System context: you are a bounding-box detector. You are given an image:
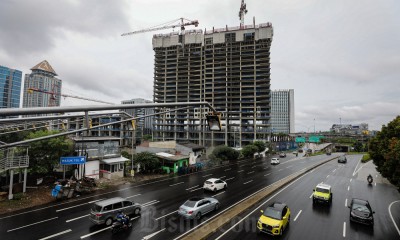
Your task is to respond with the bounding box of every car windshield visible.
[316,187,329,193]
[205,181,213,184]
[91,204,102,212]
[339,156,345,160]
[183,200,197,208]
[352,203,370,213]
[264,207,282,220]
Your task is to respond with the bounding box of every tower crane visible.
[121,17,199,36]
[239,0,248,26]
[28,88,115,105]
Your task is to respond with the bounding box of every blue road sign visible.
[60,156,86,165]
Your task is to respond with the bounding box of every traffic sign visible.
[60,156,86,165]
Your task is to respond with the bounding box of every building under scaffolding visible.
[152,22,273,147]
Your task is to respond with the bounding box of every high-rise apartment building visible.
[152,22,273,147]
[270,89,295,134]
[0,66,22,114]
[23,60,61,110]
[121,98,154,137]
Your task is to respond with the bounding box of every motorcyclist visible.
[116,211,129,227]
[367,174,373,183]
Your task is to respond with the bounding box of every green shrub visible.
[361,153,371,163]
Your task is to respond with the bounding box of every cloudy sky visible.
[1,0,399,132]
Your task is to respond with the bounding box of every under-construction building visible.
[152,22,273,147]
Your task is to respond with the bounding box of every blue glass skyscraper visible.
[0,65,22,110]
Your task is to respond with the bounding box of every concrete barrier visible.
[180,156,337,240]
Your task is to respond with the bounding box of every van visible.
[89,197,141,226]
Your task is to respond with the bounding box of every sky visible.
[1,0,399,132]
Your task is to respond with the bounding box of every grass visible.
[361,153,371,163]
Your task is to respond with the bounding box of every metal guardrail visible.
[0,155,29,170]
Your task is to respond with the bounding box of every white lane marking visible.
[7,217,58,232]
[212,191,226,197]
[251,166,257,168]
[300,161,305,163]
[350,179,352,182]
[264,173,271,177]
[310,169,315,173]
[247,171,255,174]
[243,180,253,185]
[212,167,310,240]
[169,182,184,187]
[126,194,141,199]
[278,169,283,172]
[186,185,199,190]
[219,176,226,179]
[333,169,337,173]
[142,200,160,207]
[80,226,111,239]
[238,170,244,173]
[309,193,314,199]
[352,158,363,176]
[56,199,104,212]
[39,229,72,240]
[190,187,204,192]
[224,168,231,171]
[203,174,213,178]
[343,222,346,237]
[294,210,302,222]
[345,198,348,207]
[326,175,330,178]
[66,214,89,223]
[239,164,245,167]
[155,211,177,221]
[286,165,293,168]
[263,167,269,170]
[376,174,378,178]
[143,228,166,240]
[388,200,400,237]
[225,177,235,181]
[375,182,377,186]
[348,186,350,191]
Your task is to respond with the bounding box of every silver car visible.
[89,197,141,226]
[178,197,220,220]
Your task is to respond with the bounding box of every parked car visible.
[203,178,227,192]
[271,158,280,165]
[257,202,291,236]
[89,197,141,226]
[326,151,332,155]
[279,152,286,158]
[348,198,375,226]
[312,183,332,205]
[338,155,347,163]
[178,197,220,220]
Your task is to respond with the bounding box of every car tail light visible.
[188,211,193,215]
[95,213,102,217]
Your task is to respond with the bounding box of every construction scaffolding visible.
[152,22,273,147]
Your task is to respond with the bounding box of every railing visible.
[0,155,29,170]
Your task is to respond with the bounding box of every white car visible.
[203,178,227,192]
[271,158,280,165]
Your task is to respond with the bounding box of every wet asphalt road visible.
[0,153,399,240]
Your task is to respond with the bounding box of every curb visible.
[180,156,338,240]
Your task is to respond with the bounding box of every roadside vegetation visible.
[368,116,400,190]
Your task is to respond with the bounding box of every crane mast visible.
[121,18,199,36]
[239,0,248,26]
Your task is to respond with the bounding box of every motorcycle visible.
[111,216,132,234]
[367,175,373,185]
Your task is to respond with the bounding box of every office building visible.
[22,60,62,110]
[121,98,154,136]
[152,22,273,147]
[0,66,22,114]
[270,89,295,134]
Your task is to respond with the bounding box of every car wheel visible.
[288,215,290,225]
[134,208,141,215]
[214,203,220,211]
[196,212,201,220]
[105,217,113,226]
[214,188,217,192]
[223,184,227,190]
[280,227,283,236]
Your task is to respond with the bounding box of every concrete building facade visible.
[121,98,154,138]
[152,22,273,147]
[22,60,62,110]
[0,65,22,113]
[270,89,295,134]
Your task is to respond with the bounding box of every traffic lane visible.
[206,159,340,240]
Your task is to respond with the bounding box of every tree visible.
[209,145,239,162]
[143,134,152,141]
[26,130,74,174]
[369,116,400,190]
[241,144,258,159]
[253,141,266,155]
[353,141,363,152]
[133,152,160,172]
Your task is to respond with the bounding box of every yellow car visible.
[257,202,290,236]
[312,183,332,205]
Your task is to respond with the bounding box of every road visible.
[0,152,325,240]
[208,155,400,240]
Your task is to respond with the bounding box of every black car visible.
[279,152,286,158]
[338,155,347,163]
[348,198,374,225]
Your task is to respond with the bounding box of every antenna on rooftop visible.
[239,0,248,27]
